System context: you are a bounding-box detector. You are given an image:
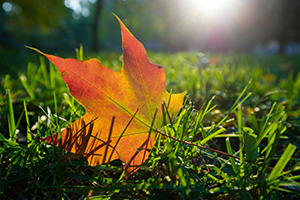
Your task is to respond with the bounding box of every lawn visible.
[1,48,300,199]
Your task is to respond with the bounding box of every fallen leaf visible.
[30,15,186,177]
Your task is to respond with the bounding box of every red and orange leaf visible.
[30,16,185,176]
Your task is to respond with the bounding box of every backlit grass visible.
[1,48,299,199]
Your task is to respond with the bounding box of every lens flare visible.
[197,0,239,21]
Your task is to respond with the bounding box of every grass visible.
[0,47,300,199]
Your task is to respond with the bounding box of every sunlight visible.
[176,0,247,51]
[198,0,239,21]
[179,0,243,24]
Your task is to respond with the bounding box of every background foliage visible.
[1,0,300,52]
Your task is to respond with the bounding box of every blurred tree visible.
[249,0,300,53]
[277,0,300,53]
[91,0,103,51]
[0,0,69,49]
[159,0,178,51]
[98,0,164,51]
[1,0,67,29]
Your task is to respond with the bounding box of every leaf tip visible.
[112,13,123,27]
[25,46,45,55]
[113,13,134,39]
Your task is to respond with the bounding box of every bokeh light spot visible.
[2,2,13,12]
[64,0,81,12]
[82,8,90,17]
[72,12,81,20]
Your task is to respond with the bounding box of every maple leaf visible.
[30,16,186,176]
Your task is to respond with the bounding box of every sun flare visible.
[177,0,246,51]
[197,0,239,21]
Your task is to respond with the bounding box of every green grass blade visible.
[237,105,245,178]
[199,127,225,145]
[225,137,238,173]
[40,56,50,89]
[259,103,276,141]
[49,62,56,89]
[23,100,32,144]
[215,83,252,127]
[177,167,189,196]
[267,144,296,183]
[76,44,84,61]
[63,93,82,116]
[19,74,35,100]
[6,89,16,142]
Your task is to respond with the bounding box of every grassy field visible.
[1,49,300,199]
